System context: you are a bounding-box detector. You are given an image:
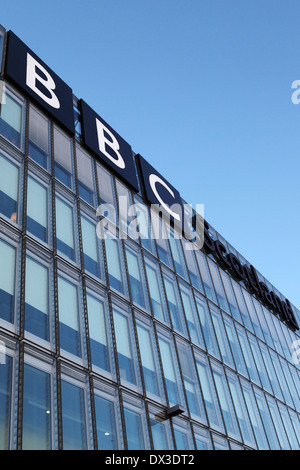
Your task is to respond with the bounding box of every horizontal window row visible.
[0,143,298,366]
[0,83,298,344]
[0,335,299,450]
[0,221,299,414]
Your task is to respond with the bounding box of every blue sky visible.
[1,0,300,309]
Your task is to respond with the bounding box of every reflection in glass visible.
[25,257,49,341]
[28,106,49,169]
[61,380,87,450]
[81,215,101,278]
[27,177,48,243]
[0,154,19,223]
[58,276,81,358]
[55,197,75,261]
[94,395,118,450]
[0,354,12,449]
[0,240,16,324]
[87,293,110,373]
[113,308,137,386]
[0,89,23,148]
[22,364,51,449]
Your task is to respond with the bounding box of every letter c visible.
[149,174,181,221]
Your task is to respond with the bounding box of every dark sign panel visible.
[137,153,184,230]
[80,99,138,191]
[4,30,75,134]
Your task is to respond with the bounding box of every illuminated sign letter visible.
[26,53,60,109]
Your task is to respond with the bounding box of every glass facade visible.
[0,24,299,451]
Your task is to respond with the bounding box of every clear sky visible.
[1,0,300,309]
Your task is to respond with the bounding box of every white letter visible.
[149,174,181,221]
[96,118,125,169]
[26,53,60,109]
[291,80,300,104]
[291,339,300,365]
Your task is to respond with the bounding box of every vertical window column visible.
[28,106,50,170]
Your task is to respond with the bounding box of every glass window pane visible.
[94,381,123,450]
[231,280,254,333]
[122,393,150,450]
[152,213,173,268]
[240,378,269,450]
[22,363,51,450]
[81,212,103,279]
[219,270,241,322]
[27,176,48,243]
[0,239,16,324]
[25,256,49,341]
[269,349,293,408]
[125,244,148,309]
[253,387,280,450]
[222,313,248,378]
[208,259,230,312]
[149,404,174,450]
[210,359,241,441]
[195,250,217,304]
[226,369,257,449]
[259,341,284,401]
[104,233,127,295]
[176,339,207,424]
[248,332,272,393]
[167,227,188,280]
[179,282,205,349]
[87,291,113,376]
[157,328,186,409]
[262,306,284,357]
[113,303,140,389]
[195,350,225,434]
[76,147,96,207]
[252,298,274,349]
[97,163,117,224]
[209,303,235,369]
[134,195,156,254]
[0,153,20,224]
[116,180,137,240]
[55,196,76,262]
[0,344,13,449]
[54,126,73,189]
[144,256,169,324]
[195,293,220,360]
[136,315,165,402]
[58,275,82,358]
[212,433,229,450]
[28,106,50,169]
[172,417,194,450]
[193,424,213,450]
[162,270,187,336]
[277,401,300,450]
[236,323,261,386]
[266,395,291,450]
[182,239,204,293]
[242,289,264,340]
[0,87,24,149]
[61,379,88,450]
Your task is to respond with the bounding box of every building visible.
[0,24,299,451]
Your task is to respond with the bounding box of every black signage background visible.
[80,99,138,191]
[3,31,75,135]
[137,154,184,231]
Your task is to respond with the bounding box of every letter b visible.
[26,53,60,109]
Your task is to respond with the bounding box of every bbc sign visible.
[1,29,298,331]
